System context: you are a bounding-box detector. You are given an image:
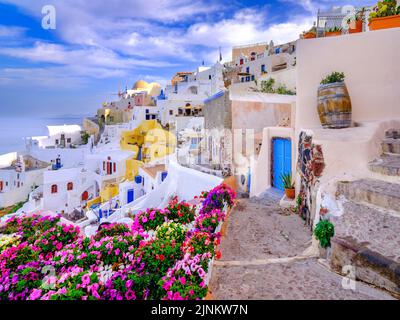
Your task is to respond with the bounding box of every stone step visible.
[385,129,400,139]
[337,179,400,213]
[369,154,400,176]
[330,201,400,295]
[382,138,400,155]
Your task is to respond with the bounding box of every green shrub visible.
[369,0,399,21]
[314,220,335,248]
[260,78,296,95]
[320,72,345,85]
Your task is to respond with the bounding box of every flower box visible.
[325,31,342,37]
[348,20,363,34]
[369,15,400,30]
[303,32,316,39]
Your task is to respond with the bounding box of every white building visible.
[42,167,97,215]
[0,154,49,208]
[138,164,168,195]
[30,124,83,149]
[158,63,225,127]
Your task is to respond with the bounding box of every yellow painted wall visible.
[125,159,144,181]
[120,120,177,163]
[86,196,101,209]
[100,184,119,202]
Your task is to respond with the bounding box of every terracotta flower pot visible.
[285,188,295,200]
[303,32,316,39]
[369,15,400,31]
[348,20,363,33]
[325,31,342,37]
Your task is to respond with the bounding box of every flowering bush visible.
[0,183,234,300]
[0,261,44,300]
[102,267,151,300]
[159,253,211,300]
[3,214,60,243]
[94,223,131,241]
[0,234,21,253]
[132,208,169,232]
[182,230,220,257]
[194,209,226,233]
[155,222,186,244]
[200,183,236,214]
[166,197,196,224]
[34,224,80,258]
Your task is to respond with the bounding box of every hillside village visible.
[0,3,400,300]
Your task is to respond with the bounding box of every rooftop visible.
[141,164,166,179]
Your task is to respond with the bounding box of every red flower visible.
[216,251,222,260]
[159,254,165,261]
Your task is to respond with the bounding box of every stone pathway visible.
[209,191,395,300]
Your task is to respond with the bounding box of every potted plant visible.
[281,173,295,199]
[317,72,352,129]
[369,0,400,30]
[325,26,342,37]
[302,26,317,39]
[347,9,365,34]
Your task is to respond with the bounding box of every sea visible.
[0,114,92,155]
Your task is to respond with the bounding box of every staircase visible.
[330,129,400,296]
[369,129,400,176]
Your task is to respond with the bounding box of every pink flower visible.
[178,277,186,285]
[114,248,120,256]
[29,289,42,300]
[81,274,91,286]
[56,243,63,250]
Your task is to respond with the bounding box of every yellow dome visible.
[132,80,149,90]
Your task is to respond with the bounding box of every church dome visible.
[132,80,149,90]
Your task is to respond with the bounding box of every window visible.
[261,64,266,73]
[209,75,212,80]
[145,115,150,120]
[51,184,58,194]
[113,163,116,173]
[246,67,250,73]
[55,139,59,145]
[81,191,89,201]
[146,109,149,114]
[151,115,156,120]
[169,110,173,116]
[67,138,71,143]
[251,75,255,81]
[67,182,73,191]
[240,59,244,65]
[246,76,251,82]
[0,181,3,192]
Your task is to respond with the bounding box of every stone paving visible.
[209,191,395,300]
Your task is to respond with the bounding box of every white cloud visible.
[0,25,26,37]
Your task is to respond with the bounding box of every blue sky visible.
[0,0,373,117]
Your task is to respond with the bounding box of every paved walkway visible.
[209,191,395,300]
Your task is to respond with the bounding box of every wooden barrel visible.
[317,82,352,129]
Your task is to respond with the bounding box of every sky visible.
[0,0,374,117]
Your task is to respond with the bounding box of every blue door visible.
[127,189,134,204]
[272,138,292,191]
